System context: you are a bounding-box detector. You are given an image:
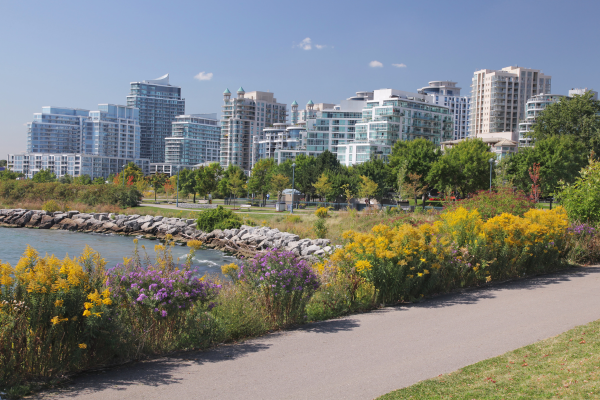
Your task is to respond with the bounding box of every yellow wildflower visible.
[51,316,61,325]
[397,260,408,266]
[84,302,93,310]
[83,310,92,317]
[355,260,372,273]
[187,240,203,250]
[54,299,64,307]
[420,258,426,262]
[417,273,423,277]
[92,312,103,317]
[424,269,429,275]
[79,343,87,349]
[102,298,112,306]
[486,276,492,283]
[221,263,239,276]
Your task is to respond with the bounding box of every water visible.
[0,227,235,275]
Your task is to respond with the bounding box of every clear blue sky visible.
[1,0,599,156]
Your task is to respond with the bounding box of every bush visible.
[42,199,60,213]
[285,215,302,224]
[0,181,142,208]
[314,217,328,239]
[318,206,570,304]
[557,157,600,224]
[566,223,600,264]
[444,187,534,220]
[238,250,320,327]
[195,206,242,232]
[315,207,329,219]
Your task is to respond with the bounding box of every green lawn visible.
[379,319,600,399]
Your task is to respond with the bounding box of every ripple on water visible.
[0,227,232,275]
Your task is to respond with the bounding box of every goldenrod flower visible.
[51,316,61,325]
[79,343,87,349]
[355,260,372,273]
[83,310,92,317]
[54,299,64,307]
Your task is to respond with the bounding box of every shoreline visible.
[0,208,336,261]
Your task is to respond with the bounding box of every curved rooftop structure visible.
[237,87,245,93]
[291,100,298,106]
[307,100,314,105]
[144,74,170,85]
[224,88,231,94]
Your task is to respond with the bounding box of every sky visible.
[1,0,599,156]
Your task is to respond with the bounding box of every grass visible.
[379,319,600,399]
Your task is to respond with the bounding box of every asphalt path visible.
[38,266,600,400]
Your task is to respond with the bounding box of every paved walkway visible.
[138,203,308,215]
[39,266,600,400]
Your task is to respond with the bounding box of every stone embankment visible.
[0,209,337,260]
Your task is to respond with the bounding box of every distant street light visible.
[291,163,296,214]
[176,168,180,208]
[489,158,495,192]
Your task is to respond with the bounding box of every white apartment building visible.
[165,113,220,166]
[470,66,551,138]
[568,88,598,99]
[252,123,305,165]
[518,94,565,147]
[7,153,150,180]
[418,81,470,140]
[220,88,287,172]
[337,89,453,166]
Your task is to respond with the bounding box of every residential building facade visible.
[469,66,551,138]
[418,81,470,139]
[27,104,141,159]
[164,113,220,166]
[7,153,149,180]
[127,74,185,163]
[252,123,304,165]
[337,89,453,166]
[220,88,287,172]
[518,94,565,147]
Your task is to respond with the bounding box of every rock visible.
[314,249,325,256]
[153,216,164,222]
[67,211,79,218]
[137,215,153,224]
[302,245,320,256]
[15,211,34,226]
[59,218,78,231]
[39,215,54,229]
[322,246,332,253]
[77,214,92,220]
[175,221,187,228]
[26,213,41,226]
[141,222,154,232]
[166,226,180,235]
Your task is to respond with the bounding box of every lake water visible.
[0,227,235,275]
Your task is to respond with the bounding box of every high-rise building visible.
[164,114,220,166]
[418,81,470,139]
[27,104,140,158]
[27,107,89,154]
[568,88,598,99]
[337,89,452,166]
[127,74,185,163]
[252,123,305,165]
[220,88,287,172]
[469,66,551,138]
[518,94,565,147]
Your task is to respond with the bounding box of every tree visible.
[505,135,588,195]
[402,173,427,205]
[32,169,56,183]
[218,165,244,199]
[358,175,378,203]
[199,162,223,199]
[163,181,175,200]
[58,174,73,184]
[0,170,22,181]
[291,154,319,201]
[269,174,290,201]
[248,158,276,205]
[532,91,600,153]
[178,169,196,201]
[388,138,441,203]
[529,163,541,202]
[354,158,389,202]
[228,169,247,208]
[427,139,492,197]
[73,174,92,185]
[313,173,333,201]
[316,150,340,174]
[0,160,7,167]
[147,173,168,202]
[121,162,144,183]
[93,176,106,185]
[557,155,600,223]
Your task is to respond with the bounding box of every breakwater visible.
[0,209,337,260]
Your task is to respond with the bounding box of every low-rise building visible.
[518,94,565,147]
[7,153,149,180]
[441,132,518,161]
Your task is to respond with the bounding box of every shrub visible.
[285,215,302,224]
[314,217,328,239]
[315,207,329,219]
[318,206,570,304]
[444,187,535,220]
[557,157,600,224]
[42,199,60,213]
[195,206,242,232]
[238,250,319,327]
[566,223,600,264]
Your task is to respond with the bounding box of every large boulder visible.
[38,215,54,229]
[302,244,320,256]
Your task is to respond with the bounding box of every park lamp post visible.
[489,158,495,192]
[291,163,296,214]
[176,167,180,208]
[121,165,126,186]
